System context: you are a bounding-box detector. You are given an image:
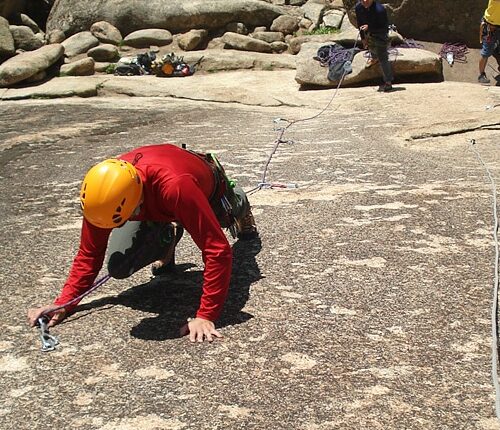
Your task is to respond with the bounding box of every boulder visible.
[90,21,122,45]
[9,25,44,51]
[0,43,64,87]
[47,0,284,37]
[60,57,95,76]
[19,14,40,33]
[222,32,273,53]
[270,15,301,35]
[177,29,208,51]
[252,31,284,44]
[94,61,112,72]
[295,41,442,87]
[24,68,47,83]
[0,16,14,58]
[271,41,288,53]
[323,9,344,28]
[87,44,119,62]
[225,22,248,35]
[301,0,328,29]
[181,48,297,72]
[123,29,172,48]
[62,31,99,57]
[47,29,65,44]
[342,0,484,49]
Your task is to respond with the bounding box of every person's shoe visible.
[365,58,379,68]
[377,83,393,92]
[478,73,490,84]
[237,208,258,240]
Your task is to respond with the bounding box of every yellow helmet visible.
[80,159,143,229]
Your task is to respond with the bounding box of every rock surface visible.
[47,0,285,37]
[61,31,99,57]
[343,0,484,49]
[0,15,14,57]
[0,73,499,429]
[0,43,63,86]
[295,42,443,87]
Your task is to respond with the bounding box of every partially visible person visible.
[478,0,500,84]
[355,0,394,92]
[27,144,258,343]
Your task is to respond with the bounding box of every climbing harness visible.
[469,139,500,420]
[439,43,468,67]
[247,33,360,195]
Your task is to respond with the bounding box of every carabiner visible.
[37,316,59,352]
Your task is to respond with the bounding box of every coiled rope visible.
[469,138,500,419]
[439,43,469,66]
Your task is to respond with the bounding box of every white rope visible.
[469,138,500,419]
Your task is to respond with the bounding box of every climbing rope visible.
[247,33,360,195]
[246,68,345,195]
[469,138,500,420]
[439,43,469,66]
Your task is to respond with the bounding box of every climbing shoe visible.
[478,73,490,84]
[237,208,258,240]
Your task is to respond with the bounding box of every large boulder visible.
[60,57,95,76]
[222,32,273,53]
[61,31,99,57]
[295,42,442,87]
[0,43,64,87]
[90,21,122,45]
[9,25,44,51]
[0,15,15,58]
[343,0,484,49]
[47,0,285,37]
[123,29,172,48]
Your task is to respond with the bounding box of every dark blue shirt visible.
[355,1,389,35]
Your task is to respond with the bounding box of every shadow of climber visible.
[75,236,263,341]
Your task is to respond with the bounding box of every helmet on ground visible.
[80,159,143,229]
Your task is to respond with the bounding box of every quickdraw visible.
[36,316,59,352]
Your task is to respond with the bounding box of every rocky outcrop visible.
[60,57,95,76]
[47,0,285,37]
[343,0,484,49]
[0,15,14,58]
[295,42,442,87]
[177,29,208,51]
[222,32,273,53]
[90,21,122,45]
[123,29,173,49]
[61,31,99,57]
[9,25,43,51]
[0,43,63,86]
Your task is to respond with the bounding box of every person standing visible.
[478,0,500,84]
[355,0,394,92]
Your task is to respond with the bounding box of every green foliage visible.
[105,63,117,74]
[302,26,340,36]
